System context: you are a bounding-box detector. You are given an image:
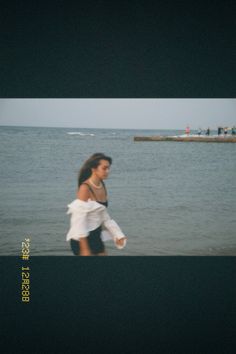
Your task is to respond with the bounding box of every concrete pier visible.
[133,136,236,143]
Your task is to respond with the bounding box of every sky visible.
[0,99,235,130]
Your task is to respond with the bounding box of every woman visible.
[66,153,127,256]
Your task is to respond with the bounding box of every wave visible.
[67,132,95,136]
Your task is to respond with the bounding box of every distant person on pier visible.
[224,127,228,136]
[218,127,223,135]
[197,128,202,136]
[185,126,190,136]
[206,127,210,136]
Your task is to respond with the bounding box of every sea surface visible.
[0,125,235,256]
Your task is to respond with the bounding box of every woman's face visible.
[92,159,110,180]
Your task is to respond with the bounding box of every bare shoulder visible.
[77,183,90,201]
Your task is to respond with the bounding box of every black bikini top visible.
[97,200,108,207]
[82,181,108,208]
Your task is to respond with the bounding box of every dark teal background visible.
[1,257,236,353]
[1,0,235,97]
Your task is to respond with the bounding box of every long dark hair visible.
[78,153,112,187]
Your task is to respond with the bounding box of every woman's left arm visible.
[101,209,127,249]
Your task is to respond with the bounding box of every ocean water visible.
[0,125,235,256]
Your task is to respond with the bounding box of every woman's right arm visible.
[77,184,92,256]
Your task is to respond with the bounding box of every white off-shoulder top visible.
[66,198,127,249]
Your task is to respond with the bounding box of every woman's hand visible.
[115,237,127,247]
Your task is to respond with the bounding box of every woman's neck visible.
[89,175,102,187]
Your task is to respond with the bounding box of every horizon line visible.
[0,124,225,130]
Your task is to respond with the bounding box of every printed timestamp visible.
[21,238,30,302]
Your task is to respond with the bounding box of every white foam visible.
[67,132,95,136]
